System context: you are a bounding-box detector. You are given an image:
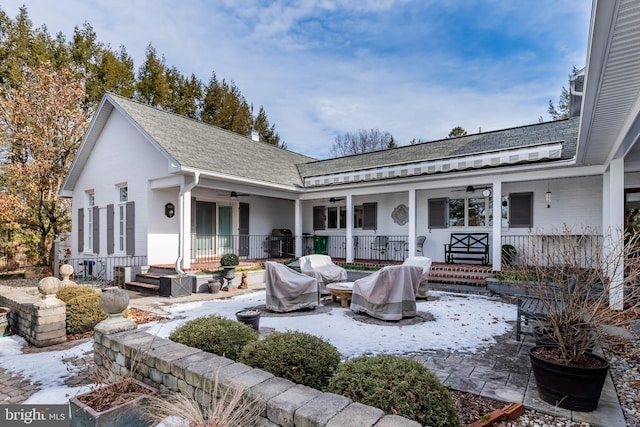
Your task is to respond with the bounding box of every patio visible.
[0,278,631,426]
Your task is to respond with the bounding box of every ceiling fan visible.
[215,191,251,198]
[321,197,344,203]
[451,185,492,196]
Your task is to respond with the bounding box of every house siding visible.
[71,109,168,261]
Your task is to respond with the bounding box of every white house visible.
[59,0,640,306]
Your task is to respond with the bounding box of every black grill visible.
[270,229,294,257]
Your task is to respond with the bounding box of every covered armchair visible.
[350,264,423,321]
[403,256,432,298]
[265,261,320,313]
[299,254,347,294]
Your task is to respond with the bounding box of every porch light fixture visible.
[466,185,475,194]
[230,191,238,199]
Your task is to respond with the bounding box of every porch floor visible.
[151,259,495,288]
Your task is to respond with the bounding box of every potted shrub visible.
[220,253,239,289]
[519,226,640,411]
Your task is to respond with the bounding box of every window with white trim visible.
[428,196,493,228]
[86,191,95,252]
[117,185,128,253]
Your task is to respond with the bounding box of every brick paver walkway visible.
[0,337,95,405]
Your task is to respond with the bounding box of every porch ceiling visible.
[578,0,640,167]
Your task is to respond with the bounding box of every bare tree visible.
[329,129,395,157]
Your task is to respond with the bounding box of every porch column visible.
[408,189,416,256]
[294,199,303,258]
[491,180,503,271]
[180,191,192,270]
[346,194,354,263]
[605,157,625,310]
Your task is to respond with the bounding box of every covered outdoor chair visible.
[416,236,426,255]
[299,254,347,294]
[350,264,423,321]
[403,256,432,298]
[265,261,320,313]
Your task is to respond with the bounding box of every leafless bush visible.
[143,368,264,427]
[516,225,640,364]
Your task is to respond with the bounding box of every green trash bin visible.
[313,235,328,254]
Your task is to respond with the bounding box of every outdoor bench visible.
[444,232,490,265]
[515,295,550,341]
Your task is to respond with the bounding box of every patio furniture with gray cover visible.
[265,261,320,312]
[350,264,423,321]
[299,254,348,294]
[402,256,432,298]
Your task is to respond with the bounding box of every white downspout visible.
[176,172,200,274]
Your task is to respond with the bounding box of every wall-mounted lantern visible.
[165,203,175,218]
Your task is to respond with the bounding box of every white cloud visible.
[9,0,590,158]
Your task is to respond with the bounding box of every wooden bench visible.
[444,233,490,265]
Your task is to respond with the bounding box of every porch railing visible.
[190,234,411,262]
[59,255,148,283]
[501,234,603,267]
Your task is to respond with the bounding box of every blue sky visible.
[8,1,591,159]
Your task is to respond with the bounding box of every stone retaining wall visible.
[94,329,421,427]
[0,289,66,347]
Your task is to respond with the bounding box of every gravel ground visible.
[2,277,639,426]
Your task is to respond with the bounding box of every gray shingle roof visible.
[297,118,579,178]
[109,93,579,187]
[108,94,316,188]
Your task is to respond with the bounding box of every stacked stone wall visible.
[94,329,421,427]
[0,289,66,347]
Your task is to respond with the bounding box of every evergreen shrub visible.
[240,331,341,390]
[326,354,461,427]
[169,315,257,360]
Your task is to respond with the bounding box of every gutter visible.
[176,172,200,274]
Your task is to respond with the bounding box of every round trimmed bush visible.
[239,331,341,390]
[169,315,257,360]
[57,285,97,303]
[65,292,107,335]
[326,355,461,427]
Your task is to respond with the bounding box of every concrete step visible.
[124,280,160,293]
[134,272,162,286]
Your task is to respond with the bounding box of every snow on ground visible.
[0,290,516,404]
[139,291,515,358]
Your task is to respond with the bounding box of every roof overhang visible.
[577,0,640,166]
[303,142,564,188]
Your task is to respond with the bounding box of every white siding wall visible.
[416,175,603,263]
[147,188,180,265]
[71,111,169,261]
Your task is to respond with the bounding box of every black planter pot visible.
[529,345,609,411]
[236,309,261,331]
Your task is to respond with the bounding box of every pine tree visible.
[447,126,467,138]
[253,105,283,147]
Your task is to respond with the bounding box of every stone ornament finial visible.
[38,276,61,299]
[99,287,130,317]
[95,287,137,334]
[59,264,76,287]
[35,276,64,309]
